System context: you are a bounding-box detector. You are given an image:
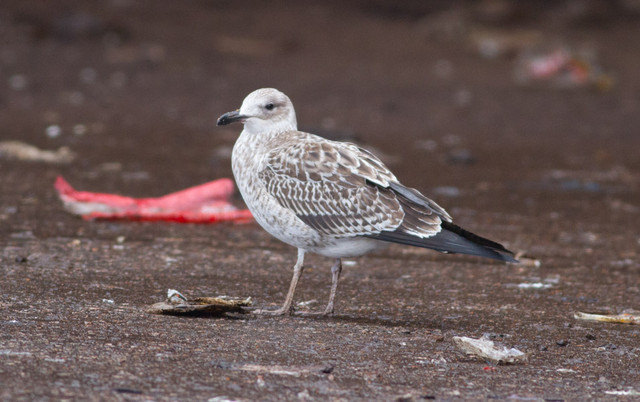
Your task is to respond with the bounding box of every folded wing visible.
[259,132,515,262]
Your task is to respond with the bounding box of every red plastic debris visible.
[515,46,613,91]
[55,176,253,223]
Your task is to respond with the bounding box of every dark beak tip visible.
[216,110,242,127]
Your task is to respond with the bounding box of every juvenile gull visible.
[217,88,517,315]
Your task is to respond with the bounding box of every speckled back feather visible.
[259,131,449,240]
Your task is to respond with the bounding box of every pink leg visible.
[323,258,342,315]
[255,248,305,316]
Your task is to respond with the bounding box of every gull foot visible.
[294,310,335,317]
[251,307,293,316]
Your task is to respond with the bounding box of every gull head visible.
[217,88,298,134]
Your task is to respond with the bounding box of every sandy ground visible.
[1,1,640,400]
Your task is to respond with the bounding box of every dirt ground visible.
[1,1,640,400]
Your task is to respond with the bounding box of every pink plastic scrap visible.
[55,176,253,223]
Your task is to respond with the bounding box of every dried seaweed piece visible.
[147,289,252,317]
[0,141,76,164]
[574,311,640,325]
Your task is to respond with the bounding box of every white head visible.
[216,88,298,134]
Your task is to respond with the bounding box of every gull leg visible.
[255,248,305,316]
[323,258,342,315]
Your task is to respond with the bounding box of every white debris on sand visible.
[605,389,640,396]
[0,141,76,164]
[574,310,640,325]
[453,336,527,364]
[517,282,553,289]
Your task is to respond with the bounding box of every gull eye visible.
[265,103,275,111]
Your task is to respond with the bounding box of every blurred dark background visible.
[1,0,639,205]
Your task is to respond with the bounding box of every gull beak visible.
[216,110,245,126]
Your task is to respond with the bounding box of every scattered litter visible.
[147,289,252,317]
[167,289,188,304]
[55,176,253,223]
[514,252,541,267]
[453,335,527,364]
[416,356,447,367]
[515,46,614,91]
[507,275,557,290]
[0,350,32,356]
[517,283,553,289]
[44,358,66,363]
[101,299,115,305]
[46,125,62,138]
[0,141,76,164]
[574,310,640,325]
[296,299,318,308]
[211,361,334,377]
[605,389,640,396]
[207,397,245,402]
[556,368,576,373]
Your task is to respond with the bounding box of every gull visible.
[217,88,517,315]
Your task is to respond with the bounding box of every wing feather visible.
[259,133,448,239]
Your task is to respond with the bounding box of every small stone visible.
[46,125,62,138]
[556,339,569,347]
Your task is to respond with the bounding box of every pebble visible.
[46,125,62,138]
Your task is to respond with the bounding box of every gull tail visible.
[367,221,518,263]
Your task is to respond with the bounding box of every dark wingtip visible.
[440,221,518,263]
[366,221,518,263]
[492,250,519,263]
